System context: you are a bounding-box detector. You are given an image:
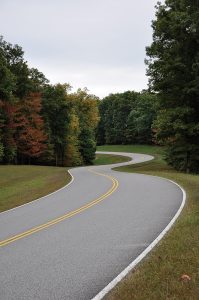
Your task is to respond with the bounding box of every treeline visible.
[1,3,199,176]
[0,36,99,166]
[98,1,199,174]
[97,91,158,145]
[146,0,199,173]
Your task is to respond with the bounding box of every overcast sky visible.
[0,0,158,98]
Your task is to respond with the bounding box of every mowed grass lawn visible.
[94,153,131,165]
[98,145,199,300]
[0,165,71,212]
[0,153,129,213]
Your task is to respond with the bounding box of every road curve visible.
[0,152,184,300]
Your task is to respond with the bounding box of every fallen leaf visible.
[181,274,191,282]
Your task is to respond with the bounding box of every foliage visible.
[146,0,199,173]
[71,88,99,164]
[15,93,47,163]
[0,36,99,166]
[97,91,157,145]
[0,36,31,98]
[0,143,3,161]
[41,84,71,166]
[126,93,158,144]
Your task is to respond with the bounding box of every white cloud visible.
[0,0,158,98]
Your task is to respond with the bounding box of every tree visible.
[15,93,47,163]
[0,36,31,98]
[29,68,49,92]
[64,108,82,166]
[126,92,158,144]
[96,99,107,145]
[41,84,71,166]
[0,100,17,163]
[96,91,157,145]
[146,0,199,173]
[0,60,16,101]
[0,142,3,161]
[70,88,99,165]
[0,36,100,167]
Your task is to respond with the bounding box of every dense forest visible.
[0,36,99,166]
[97,91,158,145]
[0,34,158,167]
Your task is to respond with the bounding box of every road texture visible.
[0,152,184,300]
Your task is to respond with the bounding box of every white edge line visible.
[0,152,187,298]
[0,169,74,215]
[0,152,151,216]
[91,179,186,300]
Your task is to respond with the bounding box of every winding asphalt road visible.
[0,152,184,300]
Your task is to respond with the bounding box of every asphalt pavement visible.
[0,152,184,300]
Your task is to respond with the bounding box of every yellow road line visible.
[0,169,119,248]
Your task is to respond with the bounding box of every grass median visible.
[97,145,199,300]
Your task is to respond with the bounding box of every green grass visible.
[0,153,130,213]
[97,145,199,300]
[93,153,131,165]
[0,165,71,212]
[97,144,164,156]
[1,146,198,298]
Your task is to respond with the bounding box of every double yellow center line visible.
[0,169,119,248]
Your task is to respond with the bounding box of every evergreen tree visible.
[146,0,199,173]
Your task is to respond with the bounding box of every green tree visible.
[126,92,158,144]
[146,0,199,172]
[0,36,31,98]
[29,68,49,92]
[0,101,17,163]
[0,142,3,161]
[96,99,107,145]
[0,36,100,167]
[41,84,71,166]
[70,88,99,164]
[64,109,82,166]
[0,60,16,101]
[97,91,142,145]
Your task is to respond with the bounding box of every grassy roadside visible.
[97,144,164,158]
[0,165,71,212]
[97,145,199,300]
[0,153,129,213]
[94,153,131,165]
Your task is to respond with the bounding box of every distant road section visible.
[0,152,183,300]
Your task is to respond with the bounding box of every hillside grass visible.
[0,165,71,212]
[97,145,199,300]
[94,153,131,165]
[0,153,130,213]
[97,144,164,157]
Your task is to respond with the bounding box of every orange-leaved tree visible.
[15,93,47,163]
